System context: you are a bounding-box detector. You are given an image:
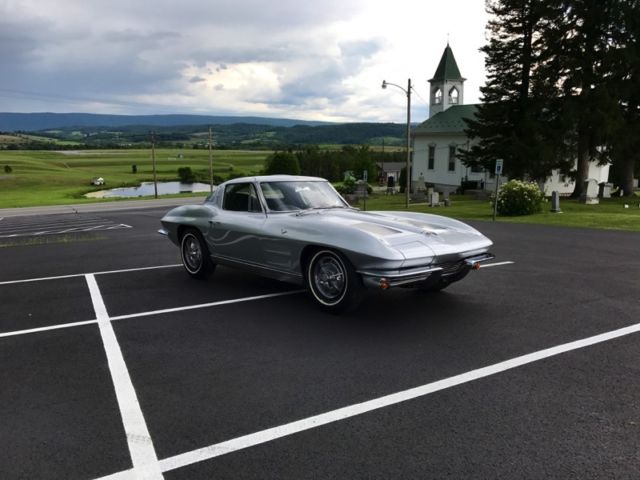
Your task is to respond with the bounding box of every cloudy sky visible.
[0,0,488,123]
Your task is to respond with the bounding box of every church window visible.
[428,145,435,170]
[449,87,459,104]
[434,88,442,105]
[448,146,456,172]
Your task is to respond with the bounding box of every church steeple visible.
[429,44,466,118]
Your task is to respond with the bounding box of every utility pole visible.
[150,131,158,199]
[406,78,411,209]
[208,126,214,193]
[381,78,412,208]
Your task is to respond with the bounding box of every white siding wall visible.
[414,133,610,195]
[413,133,484,188]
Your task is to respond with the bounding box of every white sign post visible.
[493,159,503,221]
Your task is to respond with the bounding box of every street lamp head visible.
[381,80,387,89]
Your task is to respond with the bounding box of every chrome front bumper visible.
[358,252,495,289]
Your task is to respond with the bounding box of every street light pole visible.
[208,126,214,193]
[150,131,158,199]
[382,78,412,209]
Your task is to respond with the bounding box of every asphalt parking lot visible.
[1,204,639,479]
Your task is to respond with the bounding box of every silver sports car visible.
[160,175,494,312]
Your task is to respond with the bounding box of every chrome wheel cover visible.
[311,253,346,303]
[182,234,202,272]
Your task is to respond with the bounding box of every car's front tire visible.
[180,228,215,279]
[306,249,363,313]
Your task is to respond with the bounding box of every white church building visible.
[411,44,610,195]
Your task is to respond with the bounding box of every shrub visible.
[496,180,544,216]
[4,165,12,174]
[177,166,196,183]
[131,164,137,174]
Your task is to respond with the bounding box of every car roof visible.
[224,175,328,184]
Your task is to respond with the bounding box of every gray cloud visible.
[0,0,382,117]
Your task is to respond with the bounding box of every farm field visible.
[0,149,272,208]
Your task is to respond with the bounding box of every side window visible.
[448,146,456,172]
[223,183,262,212]
[428,145,435,170]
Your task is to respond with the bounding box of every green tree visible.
[546,0,623,197]
[461,0,570,181]
[177,167,196,183]
[264,151,301,175]
[609,0,640,195]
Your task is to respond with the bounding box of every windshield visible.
[260,181,348,212]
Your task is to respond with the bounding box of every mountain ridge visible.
[0,112,333,131]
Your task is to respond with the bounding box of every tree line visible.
[263,145,405,183]
[461,0,640,197]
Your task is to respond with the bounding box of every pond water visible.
[87,181,213,198]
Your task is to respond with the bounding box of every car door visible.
[207,182,267,266]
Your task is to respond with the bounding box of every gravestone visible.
[550,191,562,213]
[429,191,440,207]
[580,179,599,204]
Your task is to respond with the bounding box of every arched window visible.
[449,87,459,104]
[434,88,442,105]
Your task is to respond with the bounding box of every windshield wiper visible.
[295,206,349,216]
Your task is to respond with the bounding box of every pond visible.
[86,181,214,198]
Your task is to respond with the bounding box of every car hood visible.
[290,208,492,260]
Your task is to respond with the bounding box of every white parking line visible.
[0,290,305,339]
[0,319,98,338]
[110,290,306,321]
[150,319,640,474]
[86,274,164,480]
[480,261,514,268]
[0,264,182,286]
[0,260,514,286]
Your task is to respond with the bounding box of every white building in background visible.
[411,44,610,195]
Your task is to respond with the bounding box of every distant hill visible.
[0,112,331,131]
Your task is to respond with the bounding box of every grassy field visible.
[364,192,640,232]
[0,149,271,207]
[1,148,639,232]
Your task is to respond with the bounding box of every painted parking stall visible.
[1,208,640,479]
[0,213,131,238]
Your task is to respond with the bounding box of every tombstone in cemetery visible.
[550,191,562,213]
[579,179,600,204]
[598,182,613,199]
[429,191,440,207]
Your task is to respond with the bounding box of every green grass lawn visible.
[364,193,640,232]
[0,149,272,207]
[1,149,639,232]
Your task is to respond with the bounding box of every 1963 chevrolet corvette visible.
[159,175,494,312]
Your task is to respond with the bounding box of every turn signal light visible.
[471,262,481,270]
[379,278,390,290]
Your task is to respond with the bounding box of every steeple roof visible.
[429,44,464,82]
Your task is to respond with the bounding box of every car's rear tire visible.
[180,228,215,279]
[306,249,363,313]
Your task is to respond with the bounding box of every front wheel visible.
[306,249,363,313]
[180,228,215,279]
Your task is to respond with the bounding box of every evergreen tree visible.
[545,0,622,197]
[263,151,300,175]
[609,0,640,195]
[462,1,569,181]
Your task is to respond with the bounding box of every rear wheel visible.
[180,228,215,279]
[306,249,363,313]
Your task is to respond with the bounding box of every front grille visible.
[438,260,466,276]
